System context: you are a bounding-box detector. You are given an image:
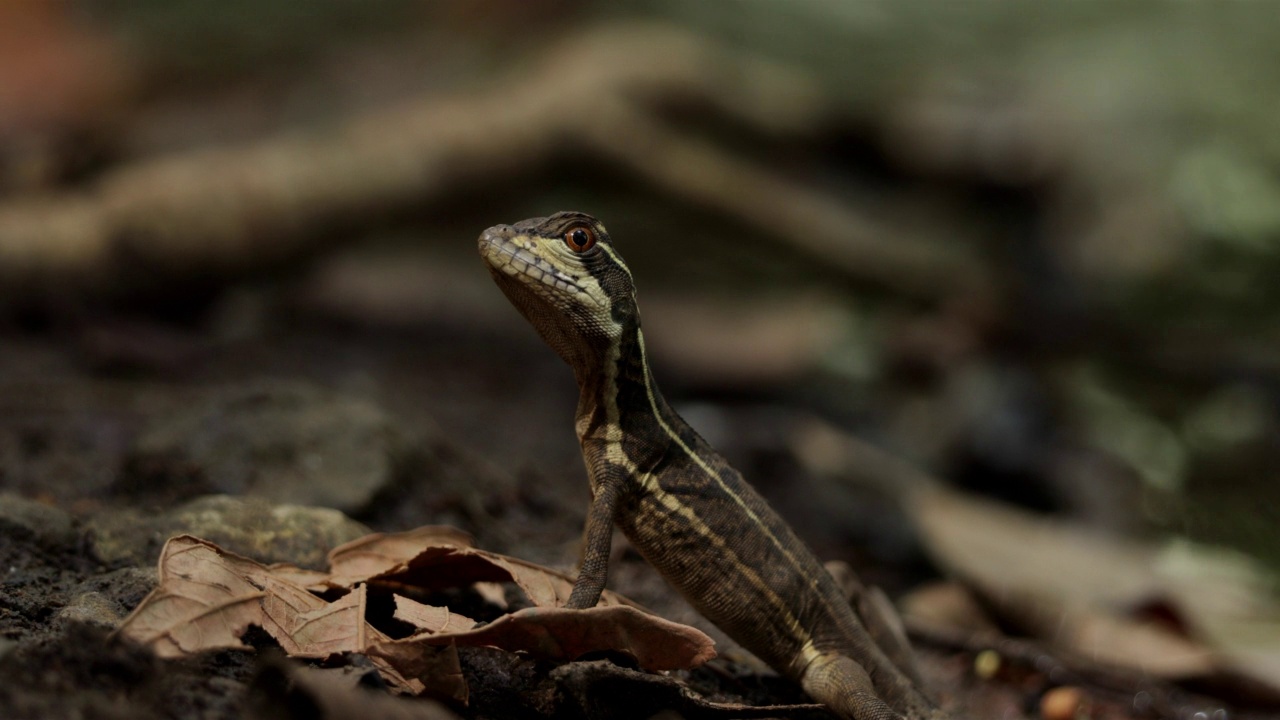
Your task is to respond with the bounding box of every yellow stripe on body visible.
[591,243,809,642]
[632,327,834,607]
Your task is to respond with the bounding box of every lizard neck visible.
[573,315,678,478]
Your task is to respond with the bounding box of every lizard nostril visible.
[478,224,514,253]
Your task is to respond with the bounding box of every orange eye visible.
[564,226,597,253]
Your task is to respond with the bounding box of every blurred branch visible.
[0,22,983,302]
[575,99,987,298]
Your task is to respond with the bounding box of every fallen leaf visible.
[325,526,474,585]
[115,536,271,657]
[1070,606,1214,677]
[259,575,328,654]
[273,583,370,659]
[266,564,332,588]
[123,589,264,658]
[119,527,712,702]
[259,571,430,691]
[469,549,623,608]
[909,488,1158,609]
[908,486,1280,691]
[393,595,476,634]
[392,605,716,672]
[365,642,467,703]
[325,527,631,608]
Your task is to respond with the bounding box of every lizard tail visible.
[800,652,904,720]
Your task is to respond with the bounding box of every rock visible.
[0,492,76,548]
[55,592,121,629]
[87,494,370,568]
[125,382,408,513]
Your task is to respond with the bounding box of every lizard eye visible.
[564,226,597,253]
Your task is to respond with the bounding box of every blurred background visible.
[1,1,1279,715]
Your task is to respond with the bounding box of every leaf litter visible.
[906,486,1280,698]
[115,528,716,703]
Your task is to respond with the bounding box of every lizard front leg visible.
[565,476,624,609]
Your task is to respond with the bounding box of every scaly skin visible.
[478,211,949,720]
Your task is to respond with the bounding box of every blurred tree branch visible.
[0,23,983,302]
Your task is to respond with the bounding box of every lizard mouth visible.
[479,228,594,305]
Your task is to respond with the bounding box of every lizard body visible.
[478,211,948,720]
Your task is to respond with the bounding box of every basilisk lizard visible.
[479,211,949,720]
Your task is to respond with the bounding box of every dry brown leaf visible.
[908,486,1280,689]
[120,527,711,702]
[265,564,332,588]
[473,550,599,608]
[909,488,1159,609]
[275,584,371,658]
[122,590,264,658]
[1070,607,1215,677]
[366,642,467,704]
[395,605,716,672]
[980,585,1216,679]
[347,545,508,591]
[325,527,631,608]
[259,575,328,654]
[115,535,271,657]
[393,595,476,634]
[325,526,474,586]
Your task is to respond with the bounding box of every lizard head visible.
[478,211,638,374]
